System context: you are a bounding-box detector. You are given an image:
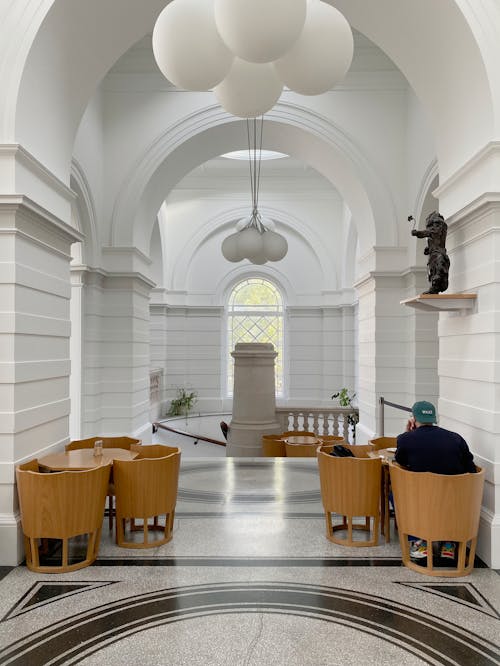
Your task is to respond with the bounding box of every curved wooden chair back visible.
[282,431,315,437]
[319,443,374,458]
[16,461,110,572]
[317,446,382,547]
[389,463,485,577]
[66,436,141,451]
[114,447,181,548]
[131,444,178,459]
[369,436,397,451]
[319,435,345,444]
[285,442,318,457]
[262,435,286,457]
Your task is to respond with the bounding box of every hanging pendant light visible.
[221,118,288,264]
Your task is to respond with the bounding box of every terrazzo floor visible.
[1,458,499,665]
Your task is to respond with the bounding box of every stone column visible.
[226,343,281,457]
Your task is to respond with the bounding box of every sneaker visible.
[440,542,456,560]
[409,539,428,559]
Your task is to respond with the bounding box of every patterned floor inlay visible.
[2,581,117,621]
[0,582,499,666]
[396,581,500,619]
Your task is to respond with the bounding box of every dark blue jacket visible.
[395,425,476,474]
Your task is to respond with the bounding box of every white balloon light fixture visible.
[152,0,354,119]
[152,0,353,264]
[214,59,282,119]
[214,0,307,64]
[220,119,289,265]
[273,1,354,95]
[152,0,233,91]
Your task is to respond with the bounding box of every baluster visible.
[312,413,319,435]
[332,413,340,436]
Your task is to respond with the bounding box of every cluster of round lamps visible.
[221,211,288,264]
[152,0,354,118]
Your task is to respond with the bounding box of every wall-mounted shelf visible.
[400,293,477,312]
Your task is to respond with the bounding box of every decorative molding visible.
[0,194,83,244]
[0,144,75,202]
[433,141,500,200]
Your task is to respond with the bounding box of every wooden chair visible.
[285,442,318,457]
[262,435,286,457]
[317,445,382,546]
[369,436,397,451]
[16,460,110,573]
[389,463,485,577]
[318,435,345,444]
[114,446,181,548]
[66,436,141,529]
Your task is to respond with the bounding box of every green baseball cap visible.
[412,401,436,424]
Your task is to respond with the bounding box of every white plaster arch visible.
[11,0,166,178]
[70,158,99,267]
[7,0,497,189]
[112,104,395,258]
[169,203,338,294]
[408,160,440,265]
[333,0,496,179]
[215,266,294,309]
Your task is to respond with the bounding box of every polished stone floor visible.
[1,458,499,665]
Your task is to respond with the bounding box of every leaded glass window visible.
[227,278,284,396]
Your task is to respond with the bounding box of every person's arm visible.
[460,439,477,473]
[394,434,409,467]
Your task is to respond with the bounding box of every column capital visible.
[0,195,83,252]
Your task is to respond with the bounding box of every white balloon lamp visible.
[263,230,288,261]
[152,0,233,91]
[214,58,283,118]
[222,233,245,262]
[214,0,307,64]
[274,1,354,95]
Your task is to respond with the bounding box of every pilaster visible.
[0,197,81,565]
[438,200,500,567]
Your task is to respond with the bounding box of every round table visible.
[38,448,138,471]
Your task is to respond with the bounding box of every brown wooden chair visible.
[285,442,318,457]
[317,445,382,546]
[369,436,397,451]
[16,460,110,573]
[262,435,286,457]
[318,435,345,444]
[114,446,181,548]
[66,436,141,529]
[389,463,485,577]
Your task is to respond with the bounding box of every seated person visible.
[395,400,476,561]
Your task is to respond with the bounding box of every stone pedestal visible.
[226,343,281,457]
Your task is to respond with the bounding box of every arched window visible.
[227,278,284,396]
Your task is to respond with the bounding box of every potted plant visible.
[331,388,359,442]
[168,388,197,420]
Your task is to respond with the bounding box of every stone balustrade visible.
[275,406,358,442]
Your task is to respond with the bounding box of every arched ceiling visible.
[10,0,496,186]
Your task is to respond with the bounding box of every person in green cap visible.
[395,400,476,562]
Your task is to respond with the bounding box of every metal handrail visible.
[377,396,412,436]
